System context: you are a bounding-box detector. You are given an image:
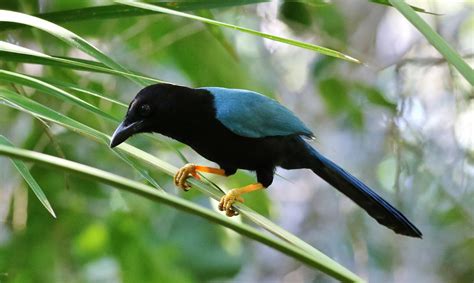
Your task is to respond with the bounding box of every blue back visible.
[201,87,314,139]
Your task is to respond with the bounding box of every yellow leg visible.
[174,163,226,191]
[218,183,264,217]
[194,165,226,176]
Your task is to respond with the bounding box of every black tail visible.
[305,144,422,238]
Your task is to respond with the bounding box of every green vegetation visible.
[1,1,472,282]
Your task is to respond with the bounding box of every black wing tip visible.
[394,226,423,238]
[376,217,423,238]
[400,230,423,238]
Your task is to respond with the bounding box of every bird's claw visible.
[218,189,244,217]
[174,163,200,191]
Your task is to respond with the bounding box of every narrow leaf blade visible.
[0,135,56,218]
[0,41,162,83]
[0,10,146,86]
[369,0,440,15]
[0,69,117,122]
[387,0,474,85]
[0,89,163,191]
[0,1,268,31]
[115,0,361,63]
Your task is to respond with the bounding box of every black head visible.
[109,83,186,148]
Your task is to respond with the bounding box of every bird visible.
[110,83,422,238]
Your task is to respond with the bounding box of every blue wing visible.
[201,87,314,139]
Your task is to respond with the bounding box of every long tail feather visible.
[306,144,422,238]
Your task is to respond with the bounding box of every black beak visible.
[110,121,143,148]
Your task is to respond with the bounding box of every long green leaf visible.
[0,10,145,86]
[115,0,360,63]
[387,0,474,85]
[0,69,117,122]
[0,41,162,83]
[369,0,439,15]
[0,135,56,218]
[0,1,268,31]
[1,90,106,141]
[0,89,362,282]
[32,76,127,108]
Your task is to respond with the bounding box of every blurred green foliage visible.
[1,0,473,282]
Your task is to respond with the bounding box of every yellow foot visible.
[173,163,199,191]
[218,183,264,217]
[218,189,245,217]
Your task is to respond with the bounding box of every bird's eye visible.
[139,104,151,117]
